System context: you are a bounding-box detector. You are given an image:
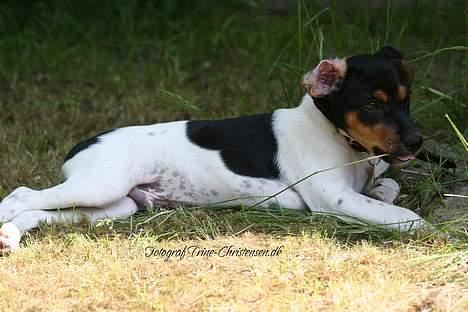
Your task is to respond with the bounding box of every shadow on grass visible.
[25,205,467,249]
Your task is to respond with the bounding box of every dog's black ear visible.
[375,46,403,60]
[376,46,413,85]
[301,59,346,97]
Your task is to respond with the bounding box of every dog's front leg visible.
[366,178,400,204]
[362,161,401,204]
[294,176,424,231]
[322,187,424,231]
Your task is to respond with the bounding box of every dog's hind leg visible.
[0,197,138,252]
[0,171,136,223]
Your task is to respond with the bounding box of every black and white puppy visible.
[0,46,425,251]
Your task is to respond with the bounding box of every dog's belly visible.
[127,175,305,210]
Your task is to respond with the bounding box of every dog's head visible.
[302,46,422,164]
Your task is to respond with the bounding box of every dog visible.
[0,46,425,252]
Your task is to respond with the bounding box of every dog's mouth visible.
[343,131,422,164]
[391,153,418,165]
[372,147,420,164]
[396,154,416,162]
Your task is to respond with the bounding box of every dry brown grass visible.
[0,233,466,311]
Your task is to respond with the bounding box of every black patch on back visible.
[186,114,280,179]
[64,129,115,163]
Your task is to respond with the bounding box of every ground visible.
[0,233,466,311]
[0,1,466,311]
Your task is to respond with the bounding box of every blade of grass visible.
[445,114,468,151]
[159,89,201,111]
[408,46,468,63]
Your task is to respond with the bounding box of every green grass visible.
[0,1,467,310]
[0,1,467,244]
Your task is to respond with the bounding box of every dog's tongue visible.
[397,154,416,161]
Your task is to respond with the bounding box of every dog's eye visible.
[364,101,378,112]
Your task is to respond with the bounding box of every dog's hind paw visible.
[0,222,21,253]
[0,186,36,222]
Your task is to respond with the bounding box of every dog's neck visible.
[336,129,368,153]
[300,94,368,153]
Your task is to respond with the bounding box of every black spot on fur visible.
[337,199,343,205]
[64,129,115,162]
[366,199,372,203]
[186,114,280,179]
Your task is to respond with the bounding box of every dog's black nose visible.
[404,134,423,153]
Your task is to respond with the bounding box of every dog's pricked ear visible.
[375,46,403,60]
[301,59,346,97]
[400,61,414,86]
[376,46,413,85]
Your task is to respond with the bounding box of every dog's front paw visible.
[368,178,400,204]
[0,222,21,253]
[399,218,426,232]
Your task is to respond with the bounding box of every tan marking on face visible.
[400,61,414,85]
[373,89,389,103]
[397,85,407,101]
[345,111,397,153]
